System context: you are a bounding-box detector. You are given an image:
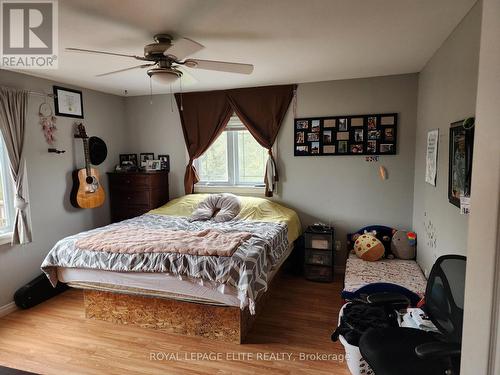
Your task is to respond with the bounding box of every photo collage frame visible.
[294,113,397,156]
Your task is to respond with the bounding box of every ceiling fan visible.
[66,34,254,85]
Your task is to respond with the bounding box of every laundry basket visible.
[337,303,375,375]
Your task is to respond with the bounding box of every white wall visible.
[0,70,127,307]
[125,74,419,269]
[411,3,481,275]
[461,0,500,373]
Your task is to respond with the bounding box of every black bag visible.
[332,302,397,346]
[14,274,69,309]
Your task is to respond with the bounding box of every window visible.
[0,138,14,239]
[196,115,268,187]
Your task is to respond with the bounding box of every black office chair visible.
[359,255,466,375]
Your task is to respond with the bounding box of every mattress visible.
[42,195,302,314]
[343,253,427,298]
[58,243,293,309]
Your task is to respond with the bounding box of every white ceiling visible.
[13,0,476,96]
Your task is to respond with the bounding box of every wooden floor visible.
[0,274,350,375]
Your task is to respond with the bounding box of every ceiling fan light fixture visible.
[147,68,182,84]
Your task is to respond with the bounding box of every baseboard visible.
[0,301,17,318]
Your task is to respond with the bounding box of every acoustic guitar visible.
[70,124,105,208]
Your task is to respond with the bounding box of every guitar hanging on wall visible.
[70,123,105,208]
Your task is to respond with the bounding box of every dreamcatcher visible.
[39,98,57,144]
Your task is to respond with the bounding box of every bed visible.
[343,225,427,305]
[342,253,427,305]
[41,194,301,343]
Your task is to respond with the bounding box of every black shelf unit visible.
[304,226,335,282]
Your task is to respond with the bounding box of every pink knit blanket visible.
[75,227,252,257]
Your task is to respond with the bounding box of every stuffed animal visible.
[354,234,385,261]
[391,230,417,260]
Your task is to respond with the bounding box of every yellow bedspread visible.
[150,194,302,244]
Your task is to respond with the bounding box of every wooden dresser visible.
[107,171,169,222]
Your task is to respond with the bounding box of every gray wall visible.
[411,3,481,275]
[124,74,419,269]
[123,95,186,199]
[0,70,127,307]
[277,75,418,267]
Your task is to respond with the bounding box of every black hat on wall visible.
[88,136,107,165]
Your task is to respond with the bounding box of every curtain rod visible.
[0,85,55,98]
[0,85,56,98]
[28,90,55,98]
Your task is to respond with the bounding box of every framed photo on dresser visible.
[158,154,170,171]
[119,153,138,167]
[294,113,398,156]
[140,153,155,167]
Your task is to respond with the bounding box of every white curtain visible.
[0,87,32,245]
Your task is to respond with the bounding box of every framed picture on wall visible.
[53,86,84,118]
[294,113,397,156]
[448,119,474,207]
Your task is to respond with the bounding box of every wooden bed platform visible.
[83,285,269,344]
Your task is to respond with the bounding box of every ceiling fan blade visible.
[96,64,155,77]
[184,59,253,74]
[164,38,204,60]
[66,47,148,61]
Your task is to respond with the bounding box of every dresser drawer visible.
[108,173,151,189]
[111,189,150,206]
[305,249,333,266]
[111,206,150,222]
[107,172,169,223]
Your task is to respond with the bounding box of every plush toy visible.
[354,234,385,261]
[391,230,417,260]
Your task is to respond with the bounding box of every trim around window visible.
[189,115,280,196]
[194,184,266,196]
[0,232,12,246]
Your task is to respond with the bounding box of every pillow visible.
[391,230,417,260]
[189,194,241,222]
[354,234,385,262]
[213,193,241,222]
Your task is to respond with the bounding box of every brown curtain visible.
[227,84,296,196]
[175,91,233,194]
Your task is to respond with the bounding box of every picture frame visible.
[158,154,170,171]
[146,159,162,171]
[294,113,397,156]
[448,119,474,208]
[53,86,84,118]
[140,153,155,167]
[119,153,138,166]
